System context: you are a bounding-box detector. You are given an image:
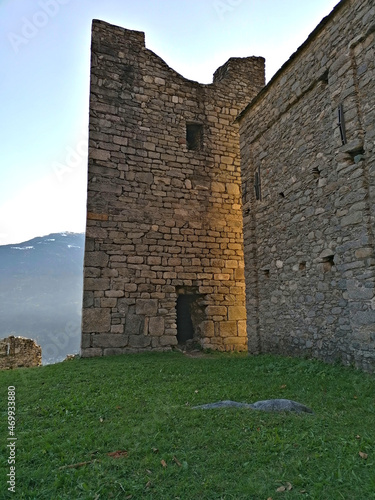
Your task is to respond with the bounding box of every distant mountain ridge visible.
[0,232,85,364]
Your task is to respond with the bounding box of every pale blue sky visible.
[0,0,339,245]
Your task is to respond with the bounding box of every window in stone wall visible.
[338,103,347,145]
[254,167,262,201]
[186,123,203,151]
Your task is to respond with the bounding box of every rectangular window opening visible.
[186,123,203,151]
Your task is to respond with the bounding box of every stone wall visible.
[82,20,265,357]
[239,0,375,372]
[0,336,42,370]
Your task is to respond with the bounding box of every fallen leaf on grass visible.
[276,482,292,492]
[107,450,128,459]
[173,456,182,467]
[359,451,368,460]
[355,435,361,439]
[152,447,159,454]
[161,459,167,468]
[280,384,287,389]
[146,481,152,488]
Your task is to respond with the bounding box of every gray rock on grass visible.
[192,399,313,414]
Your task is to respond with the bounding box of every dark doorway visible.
[176,294,196,344]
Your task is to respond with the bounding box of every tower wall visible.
[81,20,265,356]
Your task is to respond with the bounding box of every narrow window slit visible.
[254,167,262,201]
[337,104,347,145]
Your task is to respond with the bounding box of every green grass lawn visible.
[1,352,374,499]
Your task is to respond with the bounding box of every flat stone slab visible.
[192,399,313,414]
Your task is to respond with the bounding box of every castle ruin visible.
[82,0,375,372]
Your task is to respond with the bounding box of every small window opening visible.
[319,70,329,84]
[186,123,203,151]
[337,104,347,145]
[254,167,262,201]
[312,167,321,179]
[322,255,335,272]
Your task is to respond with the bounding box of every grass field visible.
[1,352,374,499]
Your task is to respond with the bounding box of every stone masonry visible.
[81,20,265,357]
[82,0,375,373]
[0,336,42,370]
[238,0,375,372]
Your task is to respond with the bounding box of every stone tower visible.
[81,20,265,357]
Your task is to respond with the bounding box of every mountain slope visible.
[0,232,85,363]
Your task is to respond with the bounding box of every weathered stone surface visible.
[228,306,247,321]
[193,399,313,413]
[92,334,128,348]
[148,316,165,336]
[0,336,42,370]
[239,0,375,373]
[124,314,144,335]
[82,308,111,333]
[128,335,151,348]
[136,299,158,316]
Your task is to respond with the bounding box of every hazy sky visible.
[1,0,339,245]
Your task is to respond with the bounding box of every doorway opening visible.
[176,288,205,346]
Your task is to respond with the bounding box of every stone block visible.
[81,334,91,349]
[159,335,178,346]
[149,317,165,336]
[101,298,117,308]
[219,321,238,337]
[92,334,128,348]
[136,299,158,316]
[125,314,144,335]
[228,306,247,321]
[206,306,227,317]
[103,348,126,356]
[117,299,130,315]
[81,348,103,358]
[128,335,151,348]
[201,321,215,338]
[84,278,110,291]
[82,308,111,333]
[111,325,124,334]
[85,251,109,267]
[238,320,247,337]
[226,183,240,195]
[90,148,110,161]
